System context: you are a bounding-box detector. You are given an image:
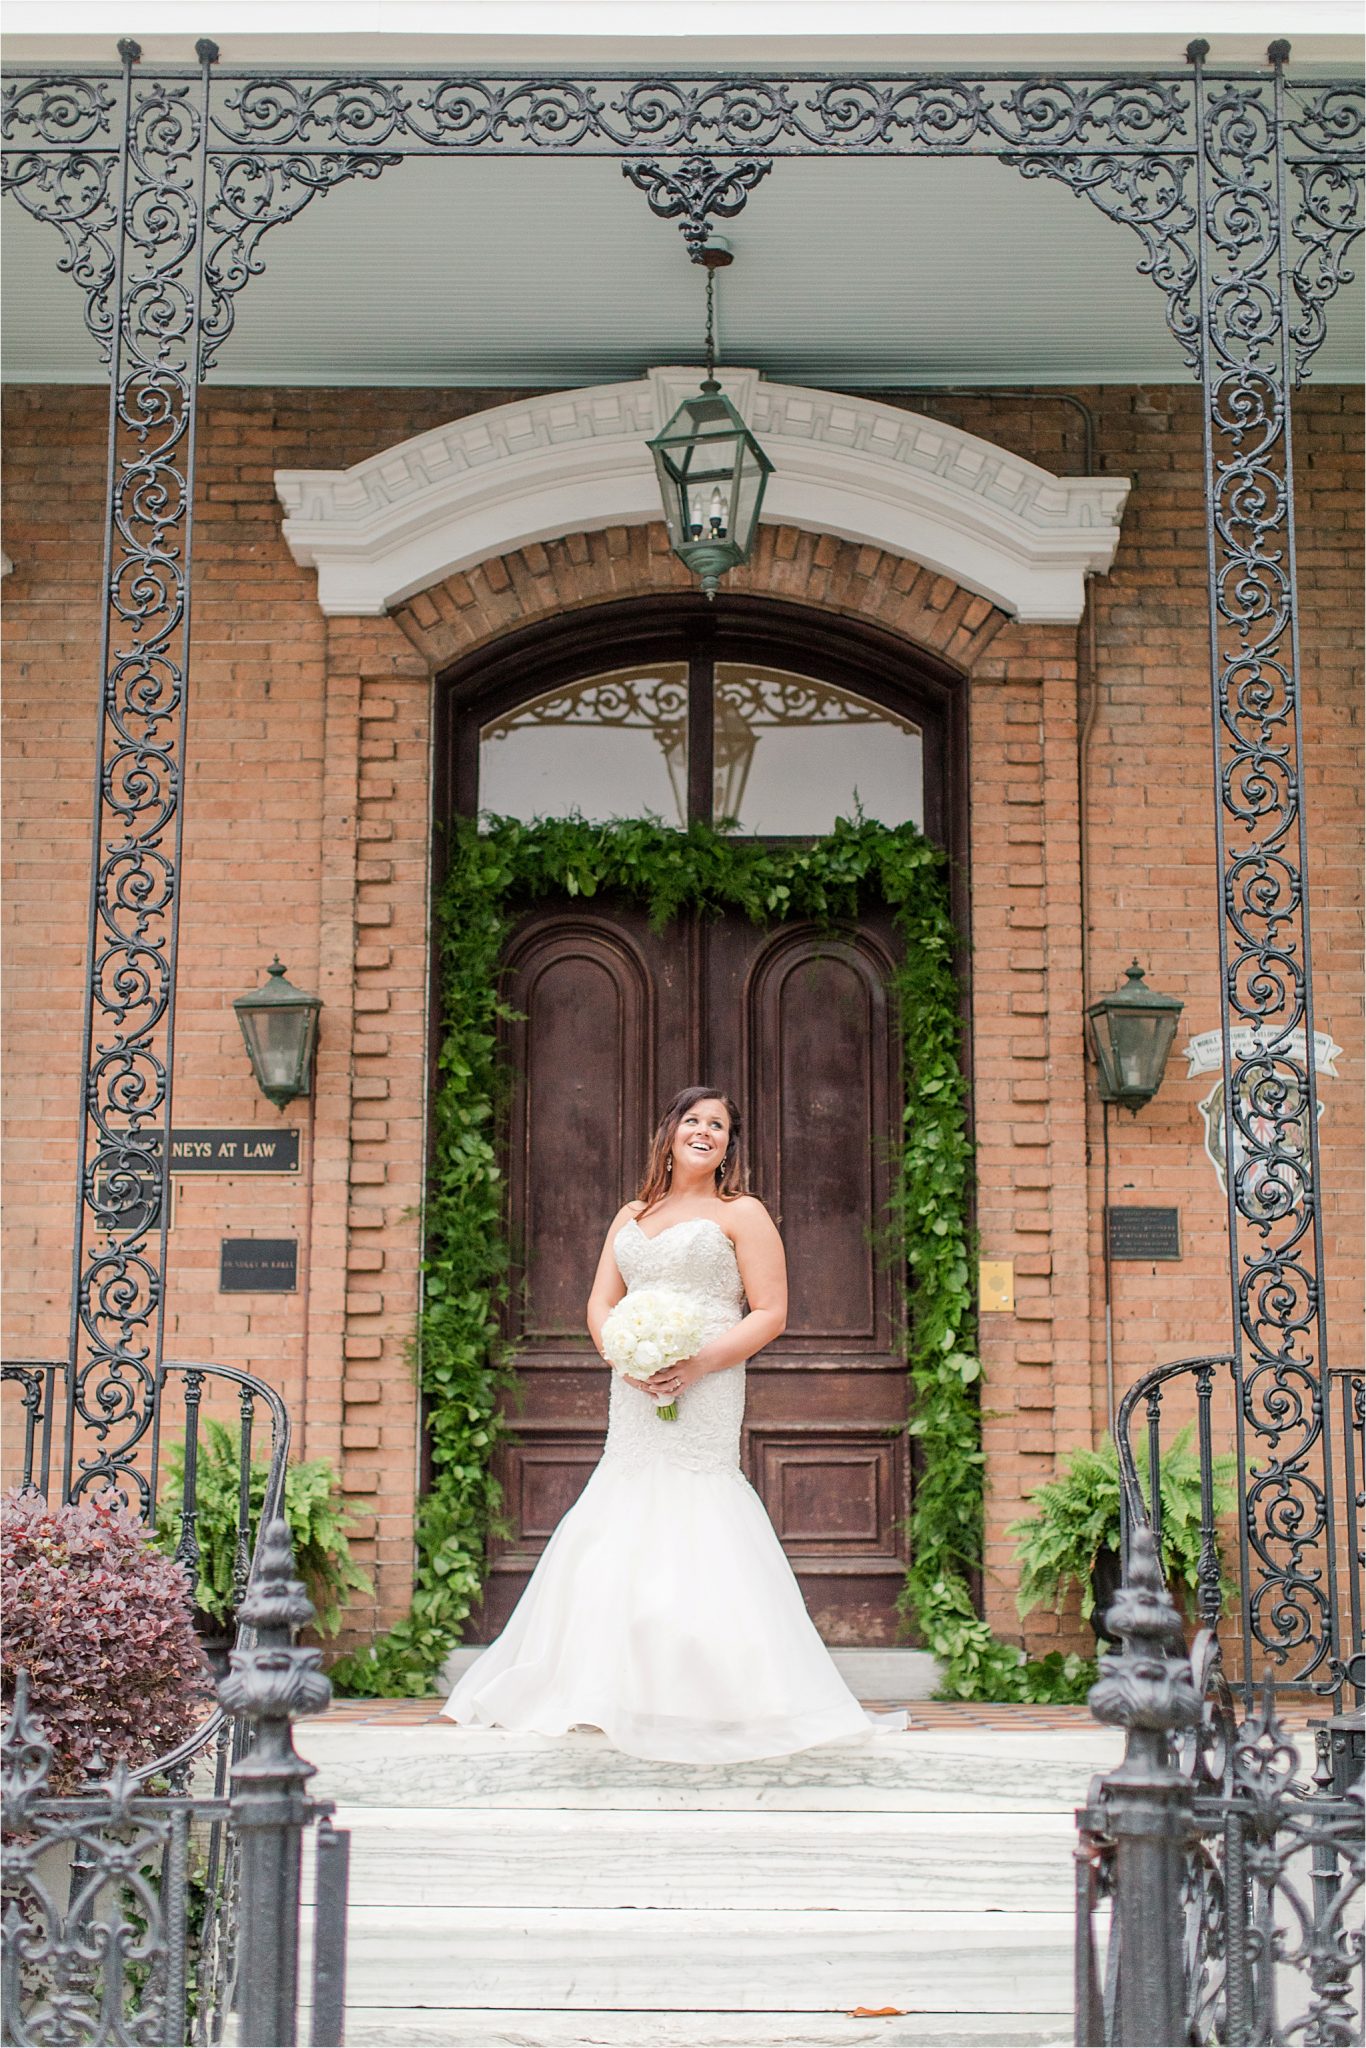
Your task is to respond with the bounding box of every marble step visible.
[331,2009,1074,2047]
[327,1904,1076,2014]
[321,1807,1077,1913]
[439,1646,943,1699]
[298,1726,1119,1813]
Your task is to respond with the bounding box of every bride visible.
[443,1085,904,1764]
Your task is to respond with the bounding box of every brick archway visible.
[388,520,1010,677]
[316,526,1089,1656]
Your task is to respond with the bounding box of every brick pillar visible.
[317,624,431,1640]
[300,665,360,1476]
[1039,657,1094,1464]
[970,622,1090,1646]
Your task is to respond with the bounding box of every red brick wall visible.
[3,381,1360,1652]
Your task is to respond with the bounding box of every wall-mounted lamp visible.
[647,245,773,599]
[1089,959,1184,1433]
[233,958,322,1111]
[1081,954,1179,1114]
[1087,959,1183,1113]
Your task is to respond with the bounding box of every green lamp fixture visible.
[647,245,774,600]
[1086,960,1184,1113]
[233,958,322,1110]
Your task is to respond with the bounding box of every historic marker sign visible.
[1107,1206,1182,1262]
[219,1239,299,1293]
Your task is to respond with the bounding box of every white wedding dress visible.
[443,1215,904,1763]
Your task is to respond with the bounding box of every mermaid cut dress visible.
[443,1215,902,1764]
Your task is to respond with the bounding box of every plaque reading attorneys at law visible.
[95,1129,301,1175]
[1107,1206,1182,1262]
[219,1238,298,1293]
[171,1128,300,1172]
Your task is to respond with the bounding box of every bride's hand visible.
[641,1353,708,1402]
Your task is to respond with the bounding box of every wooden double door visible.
[481,896,912,1643]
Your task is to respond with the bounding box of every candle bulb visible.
[708,487,727,538]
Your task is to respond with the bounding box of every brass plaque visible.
[979,1260,1015,1313]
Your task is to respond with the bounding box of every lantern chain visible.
[703,262,718,390]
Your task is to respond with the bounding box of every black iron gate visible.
[2,1520,348,2048]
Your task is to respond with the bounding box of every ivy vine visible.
[331,813,1085,1702]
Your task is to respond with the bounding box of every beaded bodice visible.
[613,1216,746,1320]
[603,1216,747,1476]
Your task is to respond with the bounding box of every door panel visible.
[746,931,895,1347]
[481,899,911,1644]
[712,913,909,1641]
[754,1434,895,1545]
[510,923,655,1343]
[509,1439,606,1541]
[483,905,689,1634]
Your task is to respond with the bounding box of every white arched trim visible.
[275,368,1130,625]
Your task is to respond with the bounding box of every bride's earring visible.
[666,1155,673,1178]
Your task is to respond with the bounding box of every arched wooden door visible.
[436,596,967,1644]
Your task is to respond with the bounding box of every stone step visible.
[438,1646,943,1700]
[325,1904,1076,2015]
[290,1723,1110,2038]
[298,1726,1119,1814]
[330,2009,1074,2047]
[321,1806,1077,1913]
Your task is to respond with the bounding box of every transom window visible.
[479,657,924,834]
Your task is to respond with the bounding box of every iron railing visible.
[1114,1354,1364,1712]
[3,1356,291,1773]
[1077,1355,1365,2045]
[2,1357,309,2041]
[1,1518,348,2048]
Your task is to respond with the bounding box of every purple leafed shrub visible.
[1,1489,212,1793]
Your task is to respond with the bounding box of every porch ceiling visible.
[5,146,1362,390]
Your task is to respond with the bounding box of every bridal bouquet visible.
[600,1287,706,1421]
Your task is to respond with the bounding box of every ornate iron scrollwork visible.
[1013,50,1363,1698]
[1,55,402,1507]
[1286,84,1365,382]
[3,147,120,355]
[44,44,214,1508]
[622,156,772,256]
[1180,40,1348,1693]
[202,149,400,373]
[201,67,1204,159]
[1016,150,1201,374]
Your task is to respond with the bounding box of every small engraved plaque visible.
[1107,1206,1182,1262]
[219,1238,298,1293]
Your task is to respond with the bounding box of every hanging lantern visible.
[1086,960,1183,1114]
[647,247,773,600]
[233,958,322,1111]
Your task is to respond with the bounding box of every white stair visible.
[439,1646,943,1700]
[296,1721,1117,2048]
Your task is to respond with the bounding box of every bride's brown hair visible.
[636,1086,744,1214]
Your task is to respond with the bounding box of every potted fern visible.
[1009,1427,1237,1644]
[155,1422,372,1663]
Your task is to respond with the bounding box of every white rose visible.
[635,1341,662,1370]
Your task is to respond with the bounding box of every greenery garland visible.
[331,813,1088,1702]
